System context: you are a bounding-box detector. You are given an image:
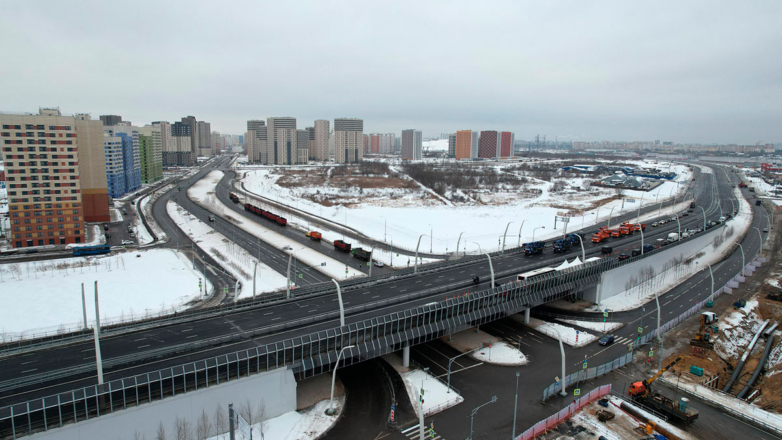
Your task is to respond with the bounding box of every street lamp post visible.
[674,216,681,241]
[512,371,521,439]
[737,243,745,276]
[517,220,527,247]
[368,247,375,277]
[468,396,498,440]
[532,226,545,241]
[331,279,345,327]
[640,227,645,254]
[456,232,465,257]
[429,224,433,253]
[252,260,261,300]
[636,193,645,222]
[698,206,707,229]
[414,234,426,273]
[705,262,715,304]
[606,207,616,228]
[473,241,482,254]
[501,221,513,254]
[326,345,355,416]
[553,328,567,396]
[754,227,764,256]
[574,234,586,262]
[446,344,484,392]
[654,286,663,372]
[483,253,495,287]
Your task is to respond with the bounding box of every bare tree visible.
[156,422,167,440]
[239,399,257,426]
[214,404,227,437]
[175,417,192,440]
[133,431,146,440]
[257,400,268,438]
[196,410,212,440]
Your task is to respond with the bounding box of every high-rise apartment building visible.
[246,120,267,163]
[168,121,193,166]
[180,116,198,163]
[0,108,110,248]
[152,121,172,163]
[99,115,123,126]
[401,129,423,160]
[500,131,514,157]
[103,135,125,198]
[296,129,309,164]
[334,118,363,163]
[312,119,329,161]
[266,117,297,165]
[211,131,221,155]
[379,133,395,154]
[104,125,141,195]
[138,125,163,184]
[478,131,500,159]
[448,133,456,158]
[369,134,381,154]
[455,130,473,160]
[197,121,212,157]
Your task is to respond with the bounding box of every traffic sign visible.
[582,361,588,370]
[554,376,560,383]
[603,312,609,318]
[628,343,633,351]
[638,326,643,333]
[574,388,581,396]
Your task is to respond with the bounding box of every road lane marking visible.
[21,369,38,374]
[138,344,150,349]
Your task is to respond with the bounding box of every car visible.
[618,253,629,261]
[652,222,658,227]
[373,260,384,267]
[601,246,613,255]
[631,249,642,257]
[756,200,762,206]
[103,223,109,231]
[683,212,689,217]
[121,240,135,245]
[599,335,615,346]
[122,209,128,215]
[688,209,694,212]
[763,227,769,233]
[129,232,136,238]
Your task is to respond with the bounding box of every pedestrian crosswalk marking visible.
[402,424,443,439]
[614,336,633,345]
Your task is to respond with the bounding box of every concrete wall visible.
[32,367,297,440]
[585,223,728,303]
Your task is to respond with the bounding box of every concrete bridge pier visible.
[402,344,410,367]
[523,308,530,324]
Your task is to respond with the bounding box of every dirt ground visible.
[661,203,782,412]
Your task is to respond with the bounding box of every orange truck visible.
[619,226,631,236]
[592,231,610,243]
[306,231,322,241]
[631,223,646,232]
[611,229,621,238]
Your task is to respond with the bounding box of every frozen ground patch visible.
[557,319,623,333]
[442,328,527,366]
[517,317,597,347]
[0,249,209,339]
[167,201,288,297]
[401,369,463,417]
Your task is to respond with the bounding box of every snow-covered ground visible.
[208,397,345,440]
[401,369,463,417]
[422,139,449,152]
[0,249,209,340]
[132,196,155,246]
[188,171,365,281]
[716,299,763,361]
[518,317,597,347]
[566,397,695,440]
[64,225,105,249]
[167,200,288,297]
[442,328,527,365]
[139,186,171,245]
[238,161,691,256]
[110,208,123,222]
[557,319,623,333]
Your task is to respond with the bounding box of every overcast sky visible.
[1,1,780,144]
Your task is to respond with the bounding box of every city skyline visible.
[1,1,780,144]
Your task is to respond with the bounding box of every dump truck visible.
[353,247,371,261]
[229,193,240,203]
[592,231,610,243]
[334,240,352,252]
[628,356,699,425]
[611,229,622,238]
[553,239,572,253]
[524,241,545,256]
[306,231,322,241]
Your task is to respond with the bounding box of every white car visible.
[121,240,135,245]
[373,260,384,267]
[652,222,658,227]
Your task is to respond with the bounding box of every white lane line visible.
[186,335,197,339]
[272,317,281,321]
[21,369,38,374]
[138,344,150,349]
[134,338,146,342]
[264,312,274,316]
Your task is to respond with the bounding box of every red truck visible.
[334,240,351,252]
[306,231,322,241]
[229,193,239,203]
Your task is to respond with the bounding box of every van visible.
[601,246,613,255]
[631,249,642,257]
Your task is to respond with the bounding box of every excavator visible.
[690,312,718,350]
[628,356,699,424]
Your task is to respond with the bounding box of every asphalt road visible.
[0,163,739,408]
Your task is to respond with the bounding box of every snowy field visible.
[401,369,463,417]
[238,160,692,256]
[167,201,288,297]
[188,171,365,281]
[208,397,345,440]
[132,195,155,245]
[518,317,597,347]
[0,249,209,339]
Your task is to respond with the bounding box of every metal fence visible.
[519,384,612,440]
[542,353,631,401]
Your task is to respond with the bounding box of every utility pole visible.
[93,281,104,385]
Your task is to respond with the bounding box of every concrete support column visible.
[524,308,530,324]
[402,345,410,368]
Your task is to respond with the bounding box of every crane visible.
[628,356,683,399]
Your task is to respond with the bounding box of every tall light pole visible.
[754,227,764,257]
[639,227,645,254]
[501,221,512,254]
[737,243,745,276]
[468,396,498,440]
[512,371,520,439]
[553,327,567,396]
[414,234,426,273]
[517,220,527,247]
[606,207,616,228]
[428,224,433,253]
[636,193,645,222]
[331,279,345,327]
[674,216,681,240]
[574,234,586,262]
[473,241,482,254]
[483,253,495,287]
[368,247,375,277]
[326,345,355,416]
[532,226,545,241]
[698,206,707,229]
[252,260,261,299]
[705,262,715,304]
[456,231,465,257]
[446,344,484,393]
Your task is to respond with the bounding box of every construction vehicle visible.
[306,231,322,241]
[552,239,572,253]
[353,247,371,261]
[691,312,718,349]
[611,229,621,238]
[739,181,748,188]
[766,291,782,302]
[628,356,699,425]
[619,226,632,236]
[630,222,646,232]
[334,239,352,253]
[524,241,545,256]
[592,230,610,243]
[228,193,240,203]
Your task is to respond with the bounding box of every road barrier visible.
[519,384,612,440]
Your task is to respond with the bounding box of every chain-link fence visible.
[521,384,612,440]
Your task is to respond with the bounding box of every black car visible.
[756,200,762,206]
[631,249,642,257]
[599,335,615,346]
[601,246,613,255]
[618,253,629,261]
